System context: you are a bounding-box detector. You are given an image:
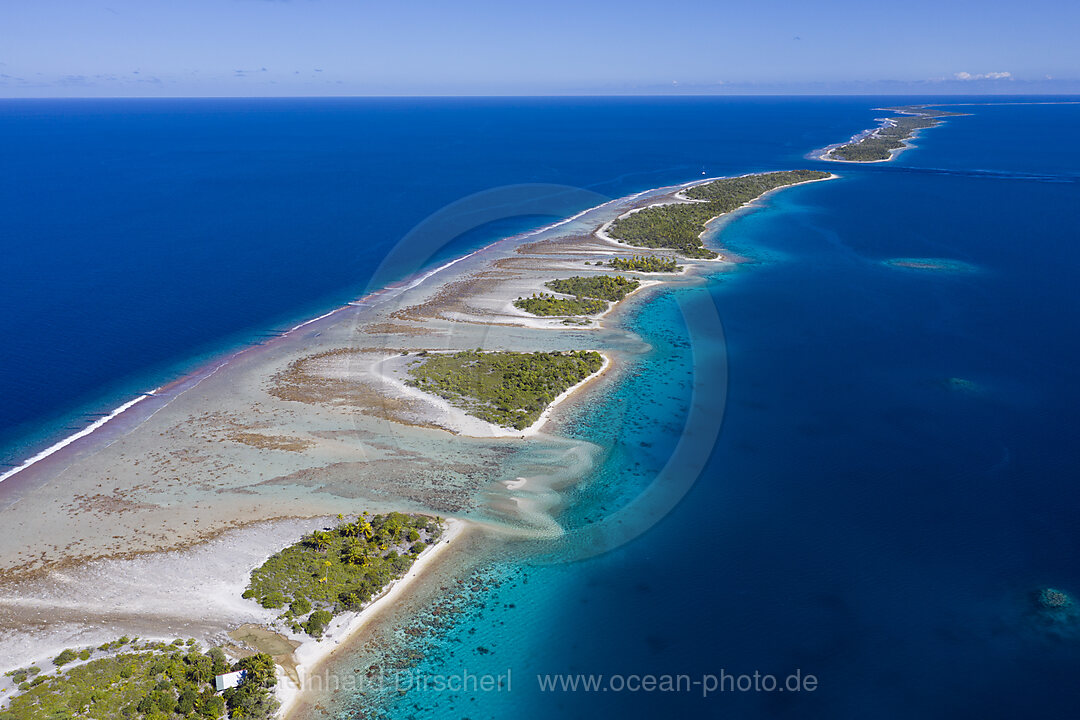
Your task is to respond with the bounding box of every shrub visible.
[260,591,287,609]
[339,592,364,611]
[53,649,78,666]
[289,596,312,616]
[176,686,199,714]
[200,694,226,718]
[304,610,333,638]
[208,647,229,676]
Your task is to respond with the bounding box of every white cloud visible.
[954,71,1012,80]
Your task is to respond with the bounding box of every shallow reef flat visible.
[883,257,979,273]
[0,172,833,713]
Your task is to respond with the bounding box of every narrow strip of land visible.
[820,105,967,163]
[599,170,832,257]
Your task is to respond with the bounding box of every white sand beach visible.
[0,170,835,718]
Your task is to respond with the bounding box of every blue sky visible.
[2,0,1078,96]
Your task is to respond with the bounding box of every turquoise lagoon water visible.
[322,102,1080,719]
[2,98,1079,717]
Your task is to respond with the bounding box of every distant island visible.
[820,105,967,162]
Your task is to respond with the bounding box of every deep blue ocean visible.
[3,97,1079,718]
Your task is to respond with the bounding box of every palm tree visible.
[342,539,368,566]
[306,531,332,552]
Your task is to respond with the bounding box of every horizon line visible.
[3,92,1080,101]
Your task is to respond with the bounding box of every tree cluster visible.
[607,170,830,256]
[244,514,442,637]
[406,350,604,429]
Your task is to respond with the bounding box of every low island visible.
[513,293,608,317]
[245,513,443,638]
[406,350,605,430]
[514,275,641,317]
[821,105,966,162]
[605,255,681,273]
[602,170,832,257]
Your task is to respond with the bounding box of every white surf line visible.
[359,187,671,308]
[0,181,700,488]
[390,244,490,296]
[0,391,161,485]
[0,236,513,487]
[0,349,252,488]
[285,306,349,333]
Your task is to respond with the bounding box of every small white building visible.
[214,671,244,693]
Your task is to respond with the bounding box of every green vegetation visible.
[605,170,830,257]
[513,293,608,317]
[0,639,277,720]
[830,116,937,161]
[303,610,332,638]
[244,513,442,637]
[221,656,277,720]
[515,274,640,317]
[4,668,40,687]
[406,349,604,429]
[829,106,965,161]
[52,650,77,667]
[608,255,681,273]
[258,591,286,609]
[886,105,966,118]
[544,275,640,301]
